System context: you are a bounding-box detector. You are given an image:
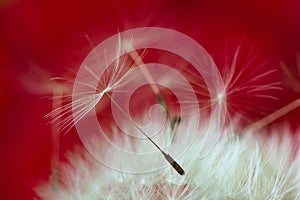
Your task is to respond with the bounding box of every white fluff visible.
[35,116,300,200]
[35,32,299,199]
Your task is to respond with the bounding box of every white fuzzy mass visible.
[35,116,300,200]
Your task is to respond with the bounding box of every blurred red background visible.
[0,0,300,199]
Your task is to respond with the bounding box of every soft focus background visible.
[0,0,300,199]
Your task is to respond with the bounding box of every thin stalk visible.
[242,98,300,133]
[105,92,185,175]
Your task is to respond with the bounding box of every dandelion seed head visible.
[35,116,300,199]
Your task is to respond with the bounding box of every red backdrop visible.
[1,0,300,199]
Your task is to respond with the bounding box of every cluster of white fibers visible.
[35,113,300,200]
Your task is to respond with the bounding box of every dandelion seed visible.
[209,41,283,130]
[47,29,197,177]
